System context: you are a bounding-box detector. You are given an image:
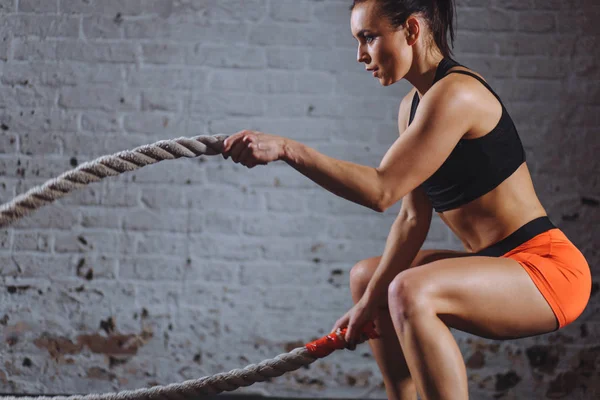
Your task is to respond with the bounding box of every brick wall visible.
[0,0,598,398]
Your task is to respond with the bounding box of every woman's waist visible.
[440,205,549,253]
[474,216,556,257]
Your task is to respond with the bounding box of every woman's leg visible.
[387,256,558,400]
[349,249,472,400]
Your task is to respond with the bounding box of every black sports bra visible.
[408,58,526,212]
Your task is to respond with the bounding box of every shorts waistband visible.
[476,216,556,257]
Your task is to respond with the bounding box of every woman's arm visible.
[223,77,474,211]
[282,141,387,211]
[362,186,432,303]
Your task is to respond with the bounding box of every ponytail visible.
[431,0,456,59]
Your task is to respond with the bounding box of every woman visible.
[222,0,591,398]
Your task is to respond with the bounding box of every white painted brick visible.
[249,24,333,48]
[100,183,140,207]
[126,67,198,90]
[518,11,557,33]
[19,132,62,155]
[123,209,191,233]
[295,71,335,94]
[3,14,79,38]
[56,40,138,63]
[2,85,56,109]
[60,0,173,17]
[242,214,327,237]
[6,253,72,277]
[264,189,305,212]
[327,214,393,241]
[12,38,58,60]
[81,111,121,133]
[123,112,185,135]
[182,259,240,283]
[137,232,186,256]
[458,8,516,32]
[0,132,17,153]
[13,231,51,252]
[499,34,576,57]
[188,234,262,262]
[174,0,267,22]
[0,37,9,61]
[124,18,249,44]
[263,94,340,118]
[59,86,138,111]
[270,0,310,22]
[183,185,265,211]
[204,211,241,235]
[141,90,184,112]
[142,42,188,65]
[0,0,14,12]
[80,207,122,229]
[119,255,187,281]
[516,57,567,79]
[309,48,360,73]
[0,108,77,133]
[0,179,16,204]
[82,15,123,39]
[19,0,58,13]
[312,1,351,26]
[54,231,120,254]
[209,70,268,93]
[267,48,306,70]
[493,0,534,9]
[191,92,264,118]
[140,186,183,210]
[189,45,266,69]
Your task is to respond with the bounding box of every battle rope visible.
[0,134,230,228]
[0,324,379,399]
[0,134,381,398]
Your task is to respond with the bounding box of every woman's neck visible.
[405,51,445,98]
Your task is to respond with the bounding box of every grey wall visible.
[0,0,598,398]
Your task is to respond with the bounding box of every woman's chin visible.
[379,76,397,87]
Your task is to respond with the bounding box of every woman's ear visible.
[404,16,420,46]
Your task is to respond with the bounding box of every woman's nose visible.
[356,45,369,64]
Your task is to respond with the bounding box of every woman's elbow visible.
[372,191,395,213]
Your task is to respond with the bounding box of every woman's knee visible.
[388,269,435,324]
[349,256,380,300]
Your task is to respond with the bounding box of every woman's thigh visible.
[391,256,558,339]
[356,249,474,305]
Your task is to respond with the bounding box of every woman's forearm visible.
[282,139,386,211]
[363,215,431,302]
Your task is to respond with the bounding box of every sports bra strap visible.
[409,67,504,126]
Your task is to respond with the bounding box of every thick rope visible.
[0,325,379,400]
[0,134,382,398]
[0,134,229,228]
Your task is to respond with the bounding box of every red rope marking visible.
[304,321,380,358]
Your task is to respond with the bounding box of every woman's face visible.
[350,1,411,86]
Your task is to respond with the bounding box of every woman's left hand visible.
[331,295,378,348]
[222,130,287,168]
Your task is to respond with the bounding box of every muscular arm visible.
[363,186,432,303]
[282,79,473,211]
[362,93,431,300]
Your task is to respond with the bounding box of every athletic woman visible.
[221,0,591,398]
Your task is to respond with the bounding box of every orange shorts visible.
[477,217,591,329]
